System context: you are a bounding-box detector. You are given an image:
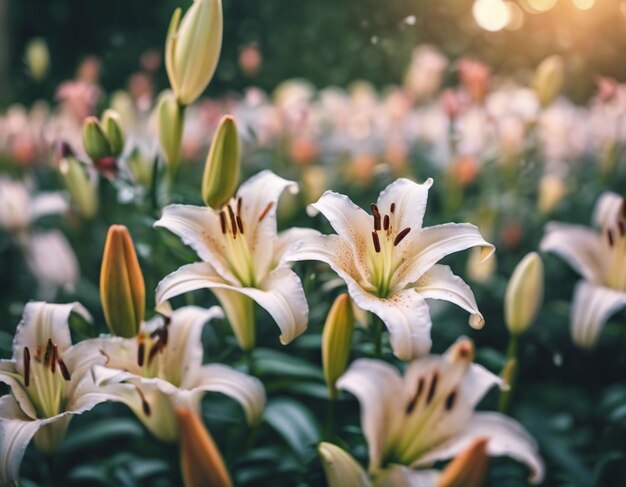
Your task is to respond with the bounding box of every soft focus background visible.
[2,0,626,486]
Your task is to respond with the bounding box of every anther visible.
[237,197,242,217]
[44,339,53,366]
[426,372,438,405]
[137,341,145,367]
[136,388,151,416]
[608,229,615,247]
[227,205,238,237]
[258,202,273,222]
[371,232,381,253]
[383,214,390,231]
[219,211,227,234]
[393,227,411,246]
[24,347,30,387]
[58,358,71,381]
[405,377,425,415]
[148,341,163,365]
[371,204,381,231]
[50,344,58,373]
[619,220,625,237]
[236,216,244,234]
[390,202,396,213]
[160,326,169,347]
[445,390,457,411]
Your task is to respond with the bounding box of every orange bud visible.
[176,407,233,487]
[438,437,489,487]
[100,225,145,337]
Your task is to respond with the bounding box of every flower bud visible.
[505,252,544,335]
[58,154,98,219]
[532,55,564,108]
[466,245,496,284]
[100,225,145,338]
[127,147,154,189]
[438,437,490,487]
[318,442,370,487]
[82,116,112,162]
[165,0,223,106]
[322,294,354,399]
[538,174,566,215]
[202,115,240,209]
[101,109,125,157]
[25,37,50,82]
[176,407,233,487]
[157,91,184,178]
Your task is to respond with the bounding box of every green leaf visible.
[253,348,323,380]
[61,417,145,453]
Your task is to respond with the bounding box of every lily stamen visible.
[426,373,438,405]
[219,211,227,234]
[58,358,71,381]
[44,338,53,367]
[137,339,145,367]
[445,390,457,410]
[227,205,237,237]
[371,232,381,253]
[258,201,273,222]
[371,203,381,231]
[136,387,151,416]
[50,344,58,373]
[393,227,411,246]
[383,214,390,231]
[24,346,31,387]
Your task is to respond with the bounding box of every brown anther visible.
[371,232,381,253]
[58,358,71,381]
[148,341,163,365]
[50,344,58,373]
[236,216,244,234]
[227,205,238,237]
[405,377,425,415]
[393,227,411,246]
[426,372,438,405]
[43,338,53,366]
[160,326,169,347]
[237,197,243,217]
[219,211,227,234]
[371,204,381,231]
[619,220,625,237]
[390,202,396,213]
[136,388,151,416]
[24,347,31,387]
[608,229,615,247]
[137,341,145,367]
[445,390,457,411]
[383,214,390,231]
[258,202,273,222]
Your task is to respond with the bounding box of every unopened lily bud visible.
[157,91,184,177]
[127,147,154,188]
[505,252,544,335]
[532,55,564,108]
[438,437,489,487]
[100,225,145,338]
[322,294,354,399]
[25,37,50,82]
[59,154,98,219]
[101,109,125,157]
[82,116,112,162]
[466,246,497,283]
[538,174,566,215]
[318,442,370,487]
[176,407,233,487]
[165,0,223,106]
[202,115,240,209]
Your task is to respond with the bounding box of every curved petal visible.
[570,281,626,348]
[236,170,299,277]
[414,412,544,485]
[156,262,308,345]
[274,227,321,265]
[337,359,404,473]
[413,264,484,329]
[539,222,604,283]
[376,177,433,232]
[374,466,439,487]
[29,192,68,221]
[0,360,37,419]
[318,442,372,487]
[592,191,623,229]
[154,204,235,282]
[308,190,372,265]
[394,223,494,290]
[185,364,266,426]
[13,302,91,376]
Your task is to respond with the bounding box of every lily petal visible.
[374,466,439,487]
[337,359,404,473]
[0,360,37,419]
[29,192,68,221]
[318,442,372,487]
[413,264,484,329]
[592,191,623,229]
[414,412,544,484]
[274,227,321,265]
[156,262,308,345]
[184,364,266,426]
[570,280,626,348]
[539,222,604,283]
[376,178,433,232]
[394,223,494,290]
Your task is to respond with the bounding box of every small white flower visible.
[286,178,494,360]
[0,302,110,484]
[540,191,626,347]
[91,306,265,443]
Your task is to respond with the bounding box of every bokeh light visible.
[573,0,595,10]
[473,0,511,32]
[525,0,558,13]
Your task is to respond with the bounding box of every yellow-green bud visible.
[318,443,370,487]
[157,91,185,178]
[165,0,223,107]
[532,55,565,108]
[100,225,145,338]
[202,115,240,209]
[538,174,566,215]
[82,116,112,161]
[25,37,50,82]
[127,147,154,189]
[59,154,98,219]
[101,109,125,157]
[322,294,354,399]
[505,252,544,335]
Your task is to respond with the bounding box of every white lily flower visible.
[540,191,626,347]
[335,338,544,484]
[0,302,111,484]
[154,170,314,349]
[90,305,265,443]
[285,178,494,359]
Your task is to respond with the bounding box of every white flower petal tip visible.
[469,313,485,330]
[318,442,371,487]
[478,244,496,262]
[306,204,320,217]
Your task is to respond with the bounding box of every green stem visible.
[244,348,255,376]
[498,333,520,413]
